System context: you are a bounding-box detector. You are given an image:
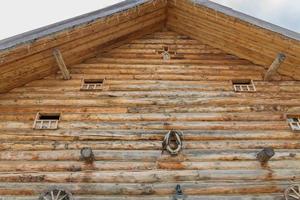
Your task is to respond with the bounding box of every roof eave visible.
[193,0,300,42]
[0,0,151,51]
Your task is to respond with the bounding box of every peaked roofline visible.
[0,0,150,51]
[1,0,300,51]
[193,0,300,41]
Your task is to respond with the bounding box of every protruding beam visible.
[256,147,275,163]
[264,53,286,81]
[53,48,71,80]
[80,147,94,163]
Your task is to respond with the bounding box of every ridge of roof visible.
[193,0,300,42]
[0,0,149,51]
[1,0,300,52]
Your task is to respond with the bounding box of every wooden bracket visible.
[53,49,71,80]
[264,53,286,81]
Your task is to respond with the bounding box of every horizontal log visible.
[0,160,300,172]
[0,112,286,122]
[0,181,290,195]
[0,138,300,150]
[1,97,300,107]
[0,121,290,130]
[0,130,299,142]
[0,169,299,183]
[0,149,298,161]
[0,194,284,200]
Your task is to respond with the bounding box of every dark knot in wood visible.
[257,147,275,163]
[80,147,94,163]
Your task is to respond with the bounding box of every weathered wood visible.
[0,195,285,200]
[0,30,299,199]
[0,2,166,92]
[53,49,71,80]
[264,53,286,81]
[167,0,300,79]
[0,181,290,195]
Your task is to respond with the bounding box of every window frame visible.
[33,112,61,130]
[80,78,105,91]
[232,79,256,92]
[287,115,300,132]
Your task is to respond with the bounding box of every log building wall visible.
[0,31,299,199]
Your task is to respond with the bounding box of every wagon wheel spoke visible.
[58,194,68,200]
[288,194,300,199]
[40,188,72,200]
[51,190,55,200]
[43,196,50,200]
[291,186,300,198]
[285,185,300,200]
[55,190,62,200]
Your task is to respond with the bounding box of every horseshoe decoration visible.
[162,130,183,155]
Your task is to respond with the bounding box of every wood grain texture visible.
[0,31,298,199]
[0,0,167,93]
[166,0,300,80]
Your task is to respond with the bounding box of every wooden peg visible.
[53,48,71,80]
[80,147,94,163]
[264,53,286,81]
[257,147,275,163]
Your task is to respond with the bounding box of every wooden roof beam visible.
[53,49,71,80]
[264,53,286,81]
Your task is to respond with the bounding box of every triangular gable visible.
[0,0,300,93]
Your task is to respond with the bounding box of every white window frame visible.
[33,113,60,130]
[81,78,105,91]
[287,116,300,131]
[232,80,256,92]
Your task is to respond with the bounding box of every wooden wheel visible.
[39,187,73,200]
[285,185,300,200]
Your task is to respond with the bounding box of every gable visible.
[0,0,167,93]
[167,0,300,79]
[0,0,299,94]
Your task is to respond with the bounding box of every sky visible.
[0,0,299,41]
[0,0,123,40]
[211,0,300,33]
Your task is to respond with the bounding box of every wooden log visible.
[53,49,71,80]
[0,160,300,172]
[264,53,286,81]
[0,195,285,200]
[0,130,300,142]
[0,149,298,161]
[0,169,299,183]
[0,181,290,196]
[167,0,300,79]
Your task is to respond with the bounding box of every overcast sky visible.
[211,0,300,33]
[0,0,299,41]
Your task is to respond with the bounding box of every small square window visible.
[33,113,60,130]
[232,79,256,92]
[287,115,300,131]
[81,79,105,91]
